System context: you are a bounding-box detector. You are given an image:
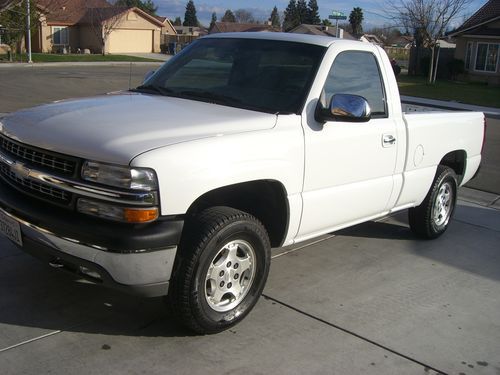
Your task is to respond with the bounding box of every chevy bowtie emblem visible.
[10,161,31,179]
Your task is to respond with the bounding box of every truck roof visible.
[203,32,355,48]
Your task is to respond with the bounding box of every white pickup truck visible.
[0,33,485,333]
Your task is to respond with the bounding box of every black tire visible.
[408,165,457,239]
[167,206,271,334]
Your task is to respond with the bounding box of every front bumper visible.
[0,182,183,297]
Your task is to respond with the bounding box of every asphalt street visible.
[0,64,499,374]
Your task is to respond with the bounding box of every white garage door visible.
[108,29,152,53]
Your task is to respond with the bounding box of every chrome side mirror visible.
[316,94,371,123]
[143,70,155,83]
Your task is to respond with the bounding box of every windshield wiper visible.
[131,84,173,96]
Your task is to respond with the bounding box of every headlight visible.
[81,161,157,191]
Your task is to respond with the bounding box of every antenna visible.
[128,62,132,90]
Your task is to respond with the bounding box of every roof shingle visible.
[451,0,500,35]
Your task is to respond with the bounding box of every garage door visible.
[108,29,152,53]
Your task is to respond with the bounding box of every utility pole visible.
[26,0,32,63]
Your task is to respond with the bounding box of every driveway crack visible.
[262,294,448,375]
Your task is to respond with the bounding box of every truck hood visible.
[0,92,277,165]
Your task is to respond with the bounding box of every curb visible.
[0,61,164,68]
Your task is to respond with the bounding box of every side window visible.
[323,51,387,117]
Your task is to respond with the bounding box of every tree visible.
[172,16,182,26]
[183,0,198,26]
[0,0,39,58]
[234,9,255,23]
[349,7,364,37]
[115,0,157,15]
[221,9,236,23]
[269,6,281,28]
[283,0,299,31]
[322,18,332,26]
[389,0,473,82]
[307,0,320,25]
[296,0,308,23]
[209,12,217,29]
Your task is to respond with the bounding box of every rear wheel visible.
[408,165,457,239]
[167,206,271,334]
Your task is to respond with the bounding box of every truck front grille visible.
[0,134,77,176]
[0,163,72,204]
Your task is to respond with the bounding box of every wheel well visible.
[440,150,466,185]
[185,180,289,247]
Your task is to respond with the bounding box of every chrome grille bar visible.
[0,134,76,175]
[0,163,71,203]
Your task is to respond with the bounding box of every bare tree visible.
[388,0,472,82]
[87,6,124,55]
[234,9,255,23]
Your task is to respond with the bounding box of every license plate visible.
[0,210,23,247]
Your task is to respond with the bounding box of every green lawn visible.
[0,53,162,63]
[397,75,500,108]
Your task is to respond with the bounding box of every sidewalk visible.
[401,95,500,119]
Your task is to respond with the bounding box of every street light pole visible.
[26,0,32,63]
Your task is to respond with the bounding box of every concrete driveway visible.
[0,188,499,375]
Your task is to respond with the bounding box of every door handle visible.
[382,134,396,147]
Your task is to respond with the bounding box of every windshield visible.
[134,38,326,114]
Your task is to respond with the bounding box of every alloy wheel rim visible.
[433,182,453,227]
[204,239,256,312]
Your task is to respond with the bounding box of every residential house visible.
[448,0,500,85]
[360,34,383,46]
[289,24,355,40]
[154,16,177,37]
[174,26,207,37]
[209,22,276,34]
[33,0,165,54]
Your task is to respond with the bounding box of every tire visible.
[167,206,271,334]
[408,165,457,239]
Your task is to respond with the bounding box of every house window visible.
[52,26,69,45]
[465,41,472,70]
[475,43,499,72]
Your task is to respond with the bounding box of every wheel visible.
[408,165,457,239]
[167,206,271,334]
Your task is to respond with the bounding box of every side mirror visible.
[315,94,371,123]
[143,70,155,83]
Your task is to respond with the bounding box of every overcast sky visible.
[155,0,487,30]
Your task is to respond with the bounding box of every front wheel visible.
[167,206,271,334]
[408,165,457,239]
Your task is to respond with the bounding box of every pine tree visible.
[349,7,364,37]
[283,0,299,31]
[269,6,281,28]
[221,9,236,23]
[209,12,217,30]
[307,0,320,25]
[183,0,198,26]
[173,16,182,26]
[296,0,308,24]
